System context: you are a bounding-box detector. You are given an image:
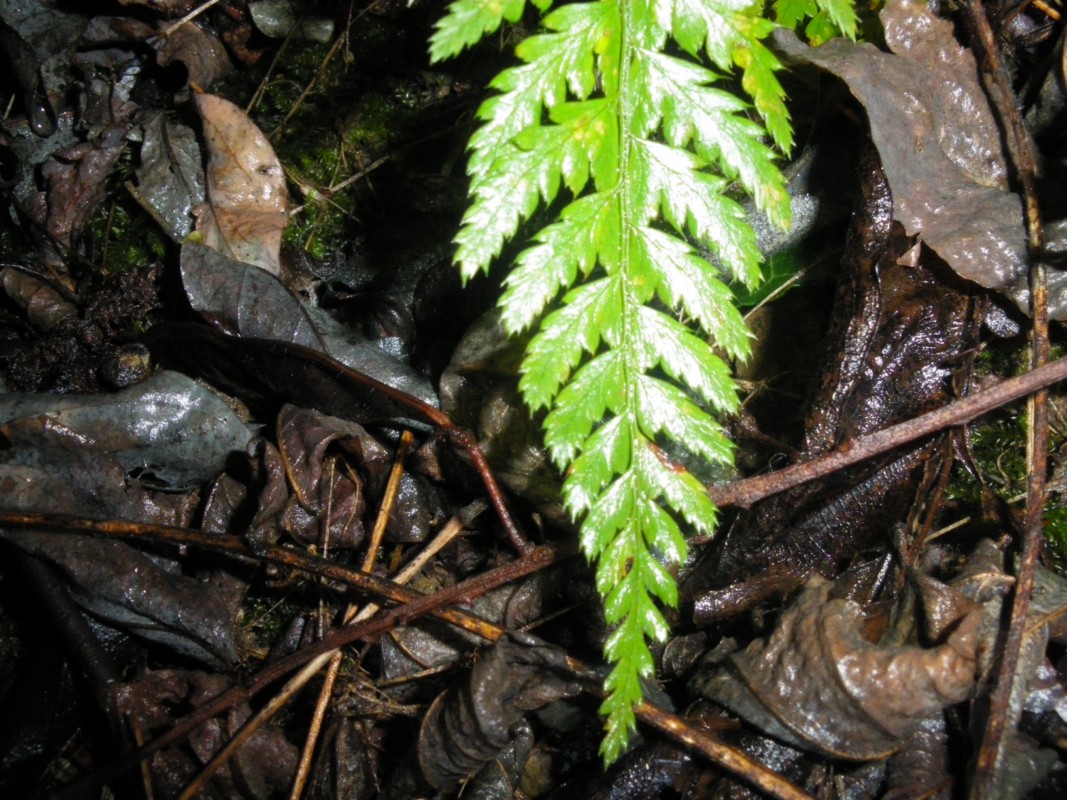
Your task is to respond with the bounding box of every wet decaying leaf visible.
[0,414,243,665]
[276,403,367,549]
[155,18,232,92]
[0,0,86,129]
[773,0,1067,319]
[36,126,130,261]
[0,369,256,486]
[883,715,953,800]
[178,242,439,411]
[694,577,981,760]
[0,268,76,331]
[112,668,298,799]
[379,568,569,694]
[416,634,581,793]
[249,0,334,42]
[194,92,288,276]
[951,541,1067,799]
[143,320,436,428]
[132,111,206,241]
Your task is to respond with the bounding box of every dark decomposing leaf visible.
[0,268,76,331]
[276,404,367,549]
[0,0,87,128]
[693,576,981,760]
[950,541,1067,799]
[0,108,79,203]
[318,698,388,800]
[883,715,953,800]
[197,402,444,549]
[416,634,582,793]
[0,369,257,486]
[772,0,1067,319]
[193,92,288,276]
[202,435,291,547]
[2,120,131,330]
[112,668,298,799]
[131,111,206,241]
[154,18,231,92]
[379,570,562,692]
[31,124,130,269]
[143,320,436,427]
[177,242,439,411]
[0,415,243,665]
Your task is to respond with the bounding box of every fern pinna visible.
[432,0,856,761]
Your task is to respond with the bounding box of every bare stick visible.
[287,431,414,800]
[153,0,222,41]
[955,1,1050,796]
[708,355,1067,510]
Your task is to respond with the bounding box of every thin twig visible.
[152,0,222,42]
[707,355,1067,511]
[956,1,1050,796]
[286,430,414,800]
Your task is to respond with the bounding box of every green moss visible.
[86,199,170,275]
[946,339,1067,564]
[239,590,306,662]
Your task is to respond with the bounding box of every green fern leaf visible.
[500,193,612,332]
[774,0,858,42]
[429,0,528,63]
[434,0,859,763]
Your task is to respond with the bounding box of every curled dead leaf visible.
[154,19,231,91]
[694,577,980,760]
[417,634,581,792]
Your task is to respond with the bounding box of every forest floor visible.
[0,1,1065,799]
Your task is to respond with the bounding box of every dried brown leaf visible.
[193,92,288,276]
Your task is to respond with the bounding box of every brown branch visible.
[954,1,1050,796]
[708,355,1067,510]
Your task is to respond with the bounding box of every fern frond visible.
[434,0,858,763]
